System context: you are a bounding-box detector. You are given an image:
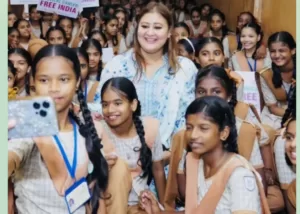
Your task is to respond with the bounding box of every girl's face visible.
[34,56,79,113]
[173,26,189,43]
[269,41,295,67]
[185,112,225,155]
[8,13,17,27]
[17,21,31,38]
[179,0,185,9]
[210,15,224,32]
[48,30,66,45]
[105,19,119,36]
[9,53,30,82]
[59,19,73,39]
[196,77,229,100]
[86,46,101,70]
[201,6,210,18]
[137,12,170,54]
[91,33,106,47]
[78,55,89,80]
[43,12,53,24]
[108,8,115,15]
[30,8,41,21]
[116,12,126,29]
[237,13,252,30]
[240,27,260,50]
[285,120,296,165]
[191,11,200,25]
[177,43,194,60]
[101,87,137,128]
[8,69,15,88]
[198,43,224,68]
[8,30,20,47]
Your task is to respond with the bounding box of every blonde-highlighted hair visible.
[133,2,179,76]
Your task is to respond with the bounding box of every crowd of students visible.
[7,0,296,213]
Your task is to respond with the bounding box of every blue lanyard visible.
[53,120,77,179]
[247,58,257,72]
[84,81,87,102]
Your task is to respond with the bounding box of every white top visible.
[9,129,88,214]
[197,157,262,213]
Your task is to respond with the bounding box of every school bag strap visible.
[87,81,100,103]
[164,129,187,210]
[185,154,271,214]
[258,67,288,102]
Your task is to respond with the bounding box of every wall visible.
[196,0,296,42]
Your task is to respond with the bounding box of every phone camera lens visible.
[39,110,47,117]
[43,101,50,108]
[33,102,41,109]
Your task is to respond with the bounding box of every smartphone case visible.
[8,96,59,139]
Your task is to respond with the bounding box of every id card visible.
[65,178,91,214]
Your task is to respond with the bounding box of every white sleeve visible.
[228,167,262,213]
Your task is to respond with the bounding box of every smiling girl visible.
[8,45,108,213]
[13,19,35,50]
[141,96,269,214]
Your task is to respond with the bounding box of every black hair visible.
[73,47,90,81]
[268,31,296,89]
[81,39,103,81]
[102,14,119,47]
[237,22,263,59]
[100,77,152,180]
[103,5,116,15]
[8,27,19,36]
[45,26,68,45]
[29,5,45,39]
[208,9,231,42]
[56,16,74,27]
[185,96,238,153]
[81,8,97,36]
[8,60,17,76]
[281,85,296,128]
[8,12,16,16]
[89,30,108,47]
[114,9,128,37]
[196,65,237,111]
[174,22,190,36]
[199,3,212,19]
[24,70,34,95]
[177,37,197,54]
[236,11,257,35]
[190,6,201,17]
[31,45,108,214]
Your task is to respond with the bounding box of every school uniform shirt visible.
[228,50,272,71]
[8,129,88,214]
[197,157,262,214]
[101,118,164,206]
[274,134,296,189]
[31,26,41,38]
[89,48,198,149]
[185,20,208,38]
[260,78,291,130]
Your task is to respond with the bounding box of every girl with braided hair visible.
[8,45,109,214]
[96,77,165,214]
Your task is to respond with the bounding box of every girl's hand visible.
[91,112,103,121]
[255,44,267,60]
[52,13,59,22]
[139,190,161,214]
[8,120,16,130]
[22,12,29,20]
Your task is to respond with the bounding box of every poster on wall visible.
[10,0,38,4]
[37,0,80,18]
[236,71,261,115]
[81,0,99,8]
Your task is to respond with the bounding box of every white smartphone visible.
[8,96,59,139]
